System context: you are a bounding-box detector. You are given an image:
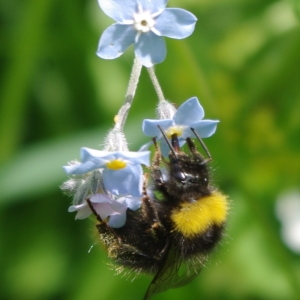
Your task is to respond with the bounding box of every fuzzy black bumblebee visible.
[87,128,228,299]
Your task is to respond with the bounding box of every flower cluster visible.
[143,97,219,156]
[97,0,197,67]
[63,147,150,228]
[62,0,219,228]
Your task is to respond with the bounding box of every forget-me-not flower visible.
[142,97,219,156]
[97,0,197,67]
[63,148,150,197]
[69,193,141,228]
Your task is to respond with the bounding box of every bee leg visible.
[86,198,123,243]
[87,198,163,273]
[87,196,161,254]
[86,198,102,223]
[151,138,166,185]
[89,208,144,261]
[142,173,162,226]
[95,212,162,273]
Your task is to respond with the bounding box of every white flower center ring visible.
[133,11,155,33]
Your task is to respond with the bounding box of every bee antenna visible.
[190,127,212,160]
[157,125,178,159]
[86,198,103,223]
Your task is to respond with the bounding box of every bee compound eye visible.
[171,161,186,181]
[173,171,186,181]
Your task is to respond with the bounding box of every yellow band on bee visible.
[170,191,228,237]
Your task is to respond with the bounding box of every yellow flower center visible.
[106,159,127,170]
[165,126,185,138]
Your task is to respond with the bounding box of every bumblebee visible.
[87,127,228,299]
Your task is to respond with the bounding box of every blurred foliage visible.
[1,0,300,299]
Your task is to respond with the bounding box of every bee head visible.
[157,126,212,199]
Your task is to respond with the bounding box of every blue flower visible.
[142,97,219,156]
[68,193,141,228]
[63,148,150,197]
[97,0,197,67]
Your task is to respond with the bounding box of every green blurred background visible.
[1,0,300,299]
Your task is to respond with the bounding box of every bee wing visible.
[143,243,204,300]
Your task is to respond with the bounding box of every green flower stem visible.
[147,67,165,103]
[115,58,142,132]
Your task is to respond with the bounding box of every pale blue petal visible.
[141,0,168,13]
[154,8,197,39]
[63,165,75,174]
[173,97,204,126]
[116,151,151,166]
[143,119,173,137]
[63,160,101,174]
[103,165,143,196]
[91,194,127,225]
[160,140,171,157]
[95,203,118,219]
[118,196,141,211]
[82,149,150,166]
[98,0,137,22]
[109,199,127,214]
[139,140,152,151]
[97,24,136,59]
[189,120,219,138]
[178,139,186,148]
[68,203,92,219]
[90,193,112,204]
[108,212,127,228]
[64,149,150,176]
[80,148,109,163]
[135,32,166,67]
[81,149,123,162]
